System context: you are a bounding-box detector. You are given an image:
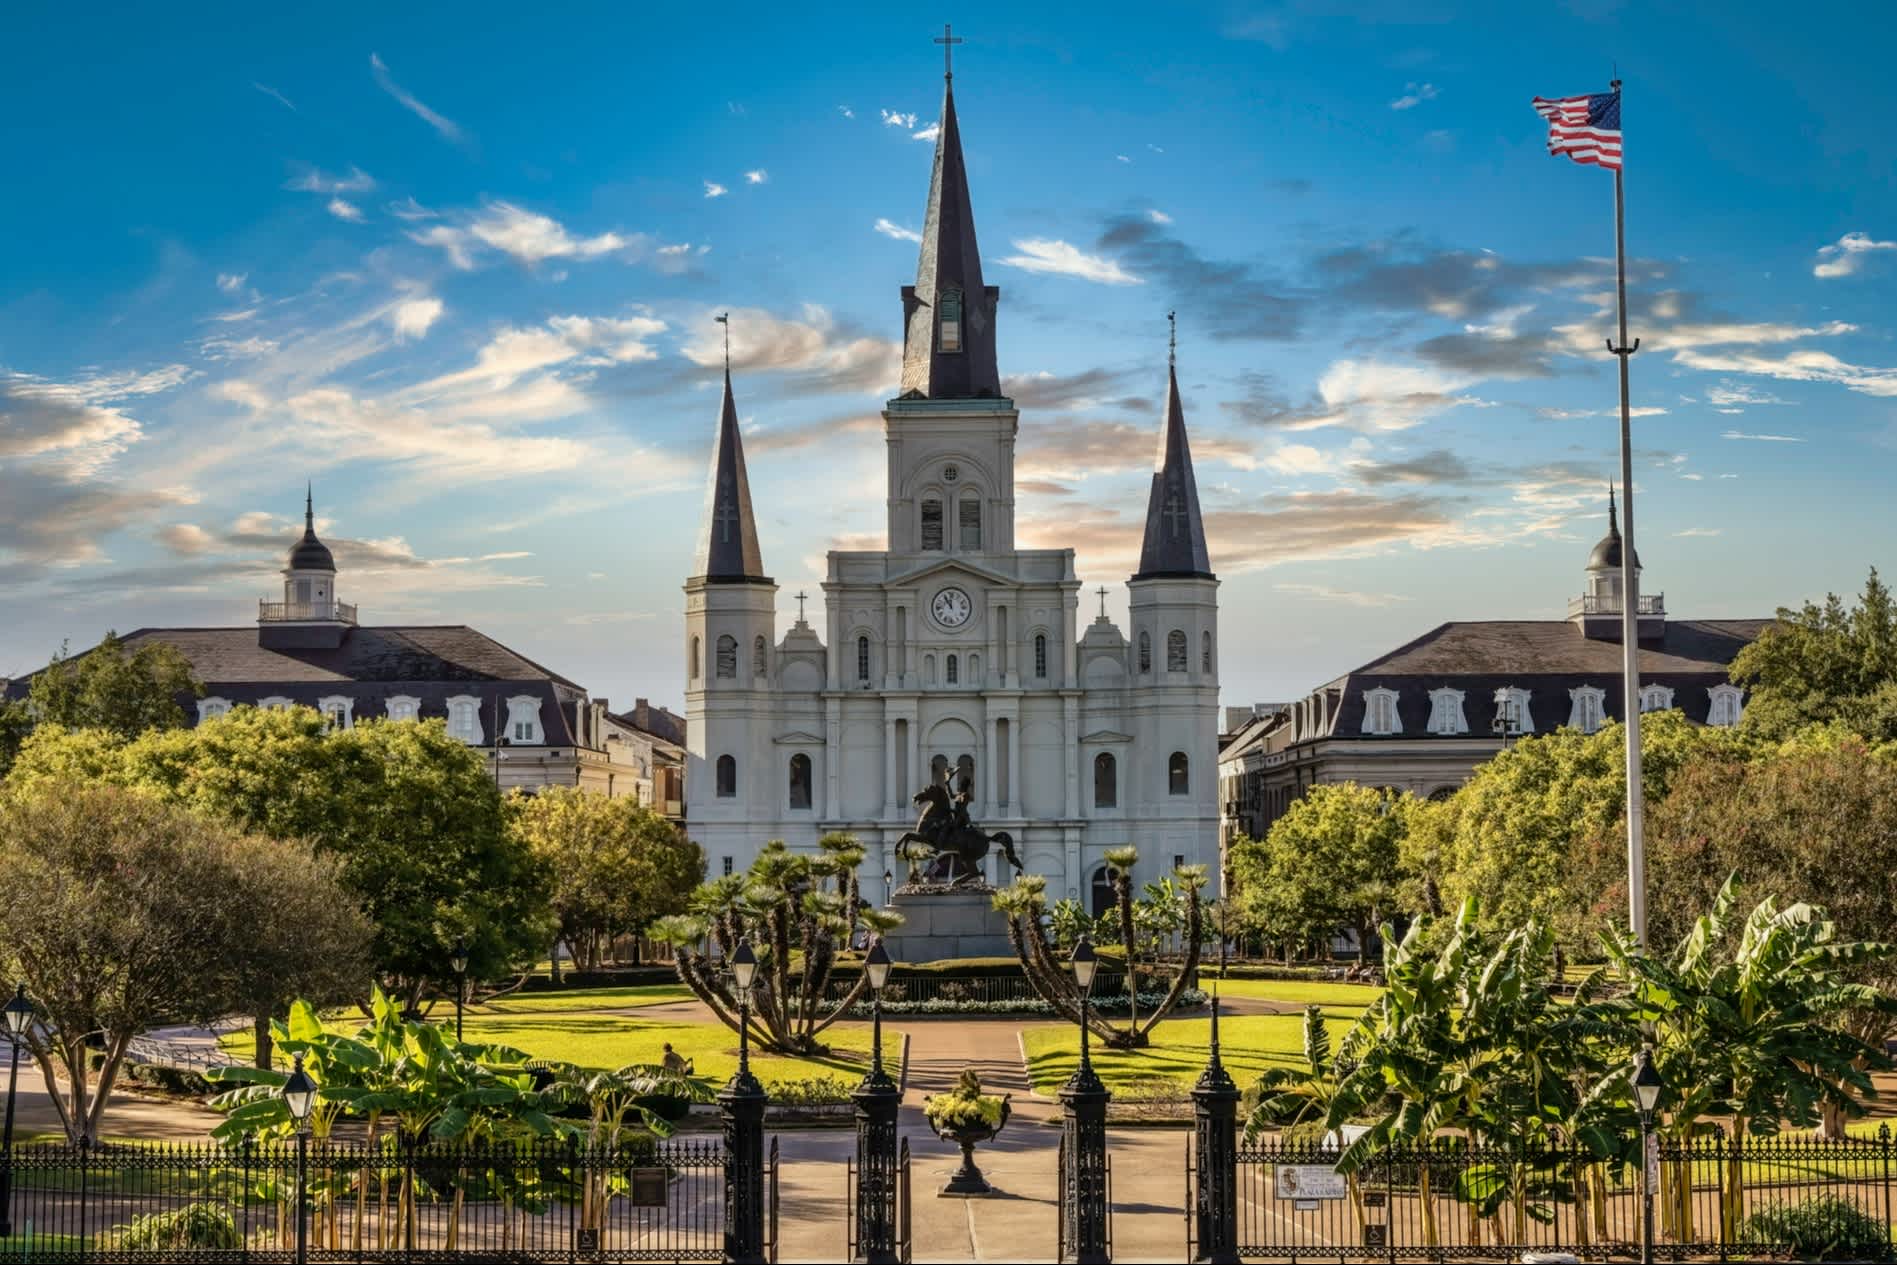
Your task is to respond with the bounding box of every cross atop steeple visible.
[714,311,730,372]
[1096,585,1109,620]
[795,590,808,623]
[934,23,962,80]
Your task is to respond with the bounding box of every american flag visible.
[1532,89,1622,170]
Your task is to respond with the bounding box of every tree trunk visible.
[254,1014,274,1071]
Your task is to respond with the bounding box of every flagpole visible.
[1606,77,1648,950]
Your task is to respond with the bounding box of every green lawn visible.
[1023,1014,1313,1094]
[1206,978,1384,1011]
[472,984,692,1014]
[221,1012,877,1088]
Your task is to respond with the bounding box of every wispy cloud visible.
[215,273,247,294]
[1813,231,1896,279]
[1148,209,1172,224]
[1674,527,1723,537]
[285,165,375,195]
[386,196,436,222]
[837,105,855,119]
[1721,429,1805,442]
[912,123,941,142]
[744,169,768,185]
[1390,82,1439,110]
[326,198,365,223]
[407,201,632,269]
[703,181,728,199]
[389,296,444,341]
[880,110,917,129]
[873,218,921,243]
[369,52,466,146]
[997,238,1142,285]
[252,82,296,112]
[1274,581,1413,607]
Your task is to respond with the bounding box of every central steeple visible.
[1133,324,1214,581]
[692,363,770,584]
[898,43,1002,400]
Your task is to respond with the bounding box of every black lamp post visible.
[282,1053,317,1265]
[853,939,899,1263]
[1632,1048,1664,1265]
[1190,985,1240,1264]
[1061,935,1111,1264]
[0,985,33,1238]
[721,939,767,1264]
[449,938,469,1044]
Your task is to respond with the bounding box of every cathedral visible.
[683,61,1221,909]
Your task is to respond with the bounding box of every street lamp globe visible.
[1070,935,1098,995]
[282,1054,318,1126]
[449,937,469,977]
[865,939,892,992]
[1632,1048,1663,1115]
[1,986,31,1039]
[731,938,758,1000]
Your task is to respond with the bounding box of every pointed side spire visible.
[1132,355,1214,581]
[287,483,336,572]
[898,68,1001,400]
[692,369,771,584]
[1586,484,1639,573]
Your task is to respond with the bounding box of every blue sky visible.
[3,1,1894,711]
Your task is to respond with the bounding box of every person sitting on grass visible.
[661,1042,694,1075]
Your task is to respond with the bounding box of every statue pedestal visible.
[883,887,1015,963]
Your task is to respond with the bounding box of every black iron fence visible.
[846,1137,912,1265]
[0,1133,777,1263]
[1205,1126,1897,1262]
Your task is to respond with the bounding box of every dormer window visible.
[386,695,421,723]
[1639,684,1675,713]
[1707,683,1744,728]
[1568,686,1607,734]
[1362,687,1401,736]
[506,695,544,744]
[446,695,484,744]
[1493,687,1534,736]
[196,697,232,724]
[938,287,963,353]
[1426,688,1468,735]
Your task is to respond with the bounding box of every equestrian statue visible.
[894,770,1024,887]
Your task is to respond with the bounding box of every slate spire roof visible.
[1132,354,1215,581]
[286,484,337,572]
[898,69,1002,400]
[692,370,770,584]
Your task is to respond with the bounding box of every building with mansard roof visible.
[684,58,1221,909]
[1219,492,1772,847]
[5,491,678,810]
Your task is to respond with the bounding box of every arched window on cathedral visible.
[857,635,871,682]
[930,754,950,787]
[753,635,768,677]
[1168,751,1189,795]
[1201,630,1212,674]
[956,754,975,802]
[1093,752,1117,809]
[788,753,812,810]
[920,498,944,551]
[1089,866,1114,918]
[1167,629,1188,672]
[715,635,737,679]
[715,755,737,798]
[923,654,936,685]
[1034,634,1047,679]
[1137,631,1151,673]
[689,636,701,680]
[945,654,959,685]
[959,493,981,550]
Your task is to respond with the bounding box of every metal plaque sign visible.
[629,1166,669,1207]
[1275,1165,1348,1200]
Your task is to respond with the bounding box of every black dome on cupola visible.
[287,487,336,572]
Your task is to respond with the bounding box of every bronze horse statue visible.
[894,777,1024,885]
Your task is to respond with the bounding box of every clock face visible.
[932,587,973,628]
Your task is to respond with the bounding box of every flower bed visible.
[848,987,1206,1017]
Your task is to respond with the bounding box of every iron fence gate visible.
[845,1136,913,1264]
[1211,1128,1897,1262]
[0,1134,756,1263]
[1056,1132,1113,1263]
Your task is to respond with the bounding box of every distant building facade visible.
[6,492,680,808]
[1219,493,1771,846]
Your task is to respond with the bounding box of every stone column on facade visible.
[982,716,999,817]
[824,699,843,819]
[884,715,901,820]
[1062,694,1081,819]
[1007,715,1022,818]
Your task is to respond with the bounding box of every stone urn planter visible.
[924,1070,1012,1195]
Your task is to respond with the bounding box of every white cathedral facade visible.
[683,64,1221,909]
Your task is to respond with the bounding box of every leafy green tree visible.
[1410,711,1751,944]
[505,787,703,978]
[25,631,201,737]
[1232,783,1406,958]
[652,834,901,1055]
[0,782,368,1142]
[0,700,32,779]
[7,707,551,1008]
[1732,567,1897,743]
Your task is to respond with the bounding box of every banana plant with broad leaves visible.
[1605,874,1897,1244]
